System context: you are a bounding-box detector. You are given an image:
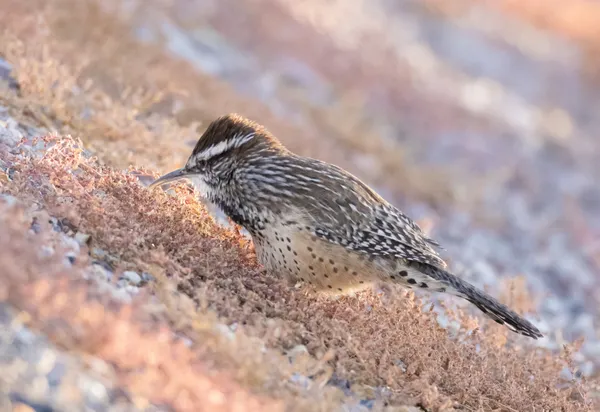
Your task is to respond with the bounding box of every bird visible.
[149,113,543,339]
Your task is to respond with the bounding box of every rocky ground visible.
[1,0,599,411]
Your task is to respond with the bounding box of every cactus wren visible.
[149,114,543,339]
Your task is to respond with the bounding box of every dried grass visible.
[0,201,285,412]
[0,0,598,410]
[1,135,594,411]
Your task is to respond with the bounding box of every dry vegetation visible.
[0,0,598,411]
[0,203,284,412]
[1,130,593,411]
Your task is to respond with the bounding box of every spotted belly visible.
[252,223,449,296]
[252,224,381,295]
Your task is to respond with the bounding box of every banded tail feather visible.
[407,261,543,339]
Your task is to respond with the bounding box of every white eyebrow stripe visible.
[193,132,255,161]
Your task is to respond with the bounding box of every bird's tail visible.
[407,261,543,339]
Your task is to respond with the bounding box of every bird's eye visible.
[188,160,206,172]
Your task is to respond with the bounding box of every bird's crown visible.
[186,113,283,169]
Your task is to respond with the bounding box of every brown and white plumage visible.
[150,113,543,339]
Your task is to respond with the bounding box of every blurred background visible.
[126,0,600,373]
[3,0,600,377]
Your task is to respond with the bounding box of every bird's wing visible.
[311,204,447,269]
[307,191,447,269]
[297,159,447,269]
[368,204,447,268]
[343,203,446,267]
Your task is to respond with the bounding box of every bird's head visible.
[149,113,285,197]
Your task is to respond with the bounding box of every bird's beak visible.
[148,168,188,189]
